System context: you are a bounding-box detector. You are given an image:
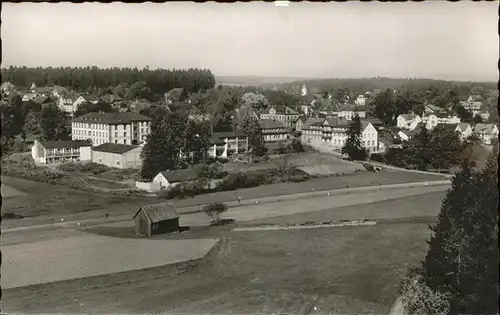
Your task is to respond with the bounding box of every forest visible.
[1,66,216,96]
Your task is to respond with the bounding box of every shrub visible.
[400,268,452,315]
[369,153,385,163]
[203,202,228,223]
[197,164,228,179]
[57,162,110,175]
[1,163,64,184]
[2,212,24,220]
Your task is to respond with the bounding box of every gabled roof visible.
[425,104,443,112]
[361,118,383,126]
[80,94,101,103]
[72,112,152,124]
[101,94,123,103]
[337,103,361,112]
[32,96,51,105]
[323,117,349,128]
[39,140,92,149]
[457,123,471,131]
[34,86,55,94]
[302,118,325,130]
[473,124,498,134]
[165,88,184,100]
[133,202,179,223]
[93,143,141,154]
[259,118,287,129]
[399,113,419,120]
[159,168,199,183]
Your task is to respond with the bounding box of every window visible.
[116,161,121,166]
[115,140,118,143]
[124,132,127,137]
[115,132,118,137]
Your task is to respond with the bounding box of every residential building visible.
[295,115,308,132]
[133,203,180,236]
[259,119,290,143]
[22,92,39,102]
[473,124,499,145]
[153,169,200,190]
[440,123,473,141]
[334,104,367,121]
[31,140,92,164]
[71,112,152,146]
[301,117,378,152]
[164,88,183,105]
[259,106,300,129]
[459,96,483,115]
[208,131,249,158]
[101,94,124,107]
[397,114,423,130]
[31,96,52,107]
[423,114,461,130]
[361,118,384,131]
[57,94,80,115]
[75,94,101,106]
[355,94,367,106]
[51,86,69,98]
[424,103,446,115]
[92,143,143,169]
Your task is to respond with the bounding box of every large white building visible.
[301,117,378,152]
[423,114,461,130]
[31,140,92,164]
[397,114,423,130]
[71,112,152,146]
[259,106,300,129]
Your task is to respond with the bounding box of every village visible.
[1,2,498,315]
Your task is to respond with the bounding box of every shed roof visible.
[93,143,140,154]
[159,168,199,183]
[133,202,179,223]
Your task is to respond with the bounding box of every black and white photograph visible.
[1,1,498,314]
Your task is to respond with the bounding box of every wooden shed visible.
[133,202,180,236]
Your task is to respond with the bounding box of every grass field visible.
[224,152,366,175]
[1,176,155,219]
[2,221,432,314]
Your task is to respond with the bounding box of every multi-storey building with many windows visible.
[71,112,152,146]
[31,140,92,164]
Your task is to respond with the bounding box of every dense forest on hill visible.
[1,66,216,95]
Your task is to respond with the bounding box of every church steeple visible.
[301,82,308,96]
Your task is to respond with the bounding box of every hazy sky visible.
[2,2,498,81]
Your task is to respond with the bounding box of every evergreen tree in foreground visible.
[403,154,499,314]
[341,114,368,161]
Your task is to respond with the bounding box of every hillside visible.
[216,75,311,87]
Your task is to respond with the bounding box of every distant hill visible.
[216,75,312,87]
[265,77,497,93]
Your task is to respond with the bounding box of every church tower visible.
[301,82,308,96]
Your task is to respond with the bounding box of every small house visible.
[397,114,423,130]
[153,168,200,190]
[92,143,143,169]
[133,202,180,236]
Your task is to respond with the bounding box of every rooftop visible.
[72,112,152,124]
[259,118,287,130]
[38,140,92,149]
[93,143,141,154]
[133,202,179,223]
[159,168,200,183]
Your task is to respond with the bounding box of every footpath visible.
[2,180,450,234]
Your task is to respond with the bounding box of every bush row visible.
[1,163,65,184]
[158,167,311,200]
[57,162,110,175]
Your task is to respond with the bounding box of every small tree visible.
[342,114,368,161]
[203,202,228,223]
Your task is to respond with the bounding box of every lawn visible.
[2,221,432,314]
[0,176,154,219]
[224,152,366,175]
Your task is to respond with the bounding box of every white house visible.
[208,131,249,158]
[91,143,143,169]
[301,117,378,152]
[153,169,200,190]
[459,96,483,116]
[334,104,367,121]
[57,95,80,114]
[355,95,367,106]
[424,114,461,130]
[31,140,92,164]
[397,114,423,130]
[440,123,473,141]
[473,124,499,145]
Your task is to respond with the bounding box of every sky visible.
[2,2,498,81]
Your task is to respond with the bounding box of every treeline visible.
[275,77,497,95]
[1,66,216,95]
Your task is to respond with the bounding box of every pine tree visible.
[238,112,266,156]
[341,114,368,161]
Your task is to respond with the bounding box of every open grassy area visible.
[1,176,154,219]
[2,221,432,314]
[224,152,366,175]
